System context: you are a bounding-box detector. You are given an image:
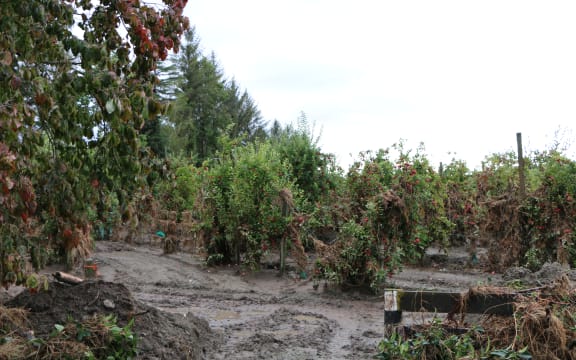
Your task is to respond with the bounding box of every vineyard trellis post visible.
[279,189,294,276]
[517,132,526,200]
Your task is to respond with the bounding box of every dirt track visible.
[92,241,500,359]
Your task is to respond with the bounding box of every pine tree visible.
[141,59,180,157]
[223,79,267,141]
[165,28,267,163]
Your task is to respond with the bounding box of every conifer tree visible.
[166,28,267,163]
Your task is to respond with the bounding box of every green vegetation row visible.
[2,0,576,294]
[155,130,576,288]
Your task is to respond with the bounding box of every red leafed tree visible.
[0,0,188,287]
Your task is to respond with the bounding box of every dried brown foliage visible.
[0,306,29,334]
[480,275,576,359]
[480,195,524,271]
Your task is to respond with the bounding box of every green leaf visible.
[77,327,90,341]
[54,324,65,333]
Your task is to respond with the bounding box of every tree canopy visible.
[0,0,189,285]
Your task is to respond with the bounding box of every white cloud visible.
[184,1,576,169]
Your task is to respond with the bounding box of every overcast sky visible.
[183,1,576,170]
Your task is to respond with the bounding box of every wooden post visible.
[235,231,241,266]
[517,132,526,200]
[280,200,289,276]
[278,189,294,276]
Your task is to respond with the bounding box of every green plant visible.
[505,279,526,290]
[523,247,543,272]
[376,319,533,360]
[376,329,413,359]
[312,144,457,291]
[376,318,478,359]
[41,315,138,360]
[102,315,138,359]
[24,273,49,293]
[272,113,339,205]
[185,139,302,269]
[441,158,481,246]
[314,220,387,290]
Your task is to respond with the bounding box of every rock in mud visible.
[533,262,567,282]
[502,266,532,281]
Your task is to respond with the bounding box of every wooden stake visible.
[517,132,526,200]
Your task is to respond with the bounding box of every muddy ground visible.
[94,241,390,359]
[3,241,574,359]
